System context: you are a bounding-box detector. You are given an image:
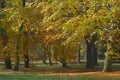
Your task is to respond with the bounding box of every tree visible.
[21,0,26,7]
[14,22,23,70]
[45,0,119,70]
[0,0,5,8]
[22,31,30,68]
[0,28,12,69]
[78,42,81,63]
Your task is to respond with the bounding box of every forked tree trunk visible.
[85,32,99,68]
[103,41,113,72]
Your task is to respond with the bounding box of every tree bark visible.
[0,0,5,8]
[62,61,67,67]
[42,50,47,64]
[0,28,12,69]
[14,43,20,71]
[42,55,46,64]
[103,53,112,72]
[23,31,30,68]
[85,32,99,68]
[47,46,53,65]
[14,22,23,71]
[103,41,113,72]
[92,45,98,66]
[78,43,81,64]
[86,41,93,68]
[60,58,67,67]
[21,0,26,7]
[4,52,12,69]
[24,54,29,68]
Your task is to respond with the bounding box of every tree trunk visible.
[48,56,52,65]
[86,42,93,68]
[85,32,99,68]
[103,53,112,72]
[0,28,12,69]
[78,43,81,64]
[103,41,113,72]
[93,45,98,66]
[91,33,99,66]
[61,59,67,67]
[4,52,12,69]
[47,45,53,65]
[23,31,30,68]
[42,50,47,64]
[48,47,53,65]
[14,54,19,70]
[24,54,29,68]
[14,43,19,71]
[42,55,46,64]
[62,62,67,67]
[14,22,23,71]
[0,0,5,8]
[21,0,26,7]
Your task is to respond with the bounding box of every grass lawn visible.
[0,62,120,80]
[0,74,120,80]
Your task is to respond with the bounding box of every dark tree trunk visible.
[48,56,52,65]
[46,45,53,65]
[14,49,19,71]
[0,28,12,69]
[93,45,98,66]
[4,52,12,69]
[23,31,30,68]
[62,61,67,67]
[48,47,53,65]
[14,39,20,71]
[86,41,93,68]
[61,58,67,67]
[22,0,26,7]
[24,54,29,68]
[14,22,23,71]
[14,43,19,71]
[85,32,99,68]
[42,50,47,64]
[0,0,5,8]
[78,43,81,64]
[42,56,46,64]
[91,33,99,66]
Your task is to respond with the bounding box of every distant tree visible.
[0,28,12,69]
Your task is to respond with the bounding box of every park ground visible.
[0,61,120,80]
